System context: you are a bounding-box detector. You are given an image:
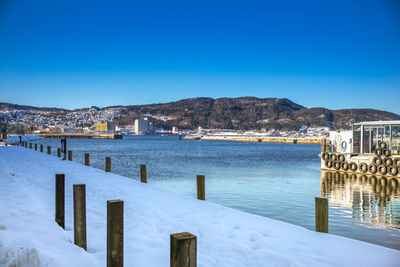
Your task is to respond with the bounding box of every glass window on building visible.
[392,125,400,151]
[353,125,361,154]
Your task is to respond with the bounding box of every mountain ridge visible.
[1,97,399,130]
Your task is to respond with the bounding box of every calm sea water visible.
[32,135,400,250]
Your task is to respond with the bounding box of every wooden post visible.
[170,232,197,267]
[57,148,61,157]
[55,174,65,229]
[47,146,51,154]
[315,197,328,233]
[179,135,182,140]
[107,200,124,267]
[35,143,37,150]
[106,157,111,172]
[85,153,90,166]
[68,150,72,161]
[29,143,32,149]
[40,144,43,152]
[140,164,147,183]
[25,142,27,148]
[320,139,326,153]
[196,175,205,200]
[73,184,87,250]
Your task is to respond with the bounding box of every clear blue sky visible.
[1,0,399,113]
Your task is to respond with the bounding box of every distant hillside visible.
[115,97,400,130]
[1,97,399,131]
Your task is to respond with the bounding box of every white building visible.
[135,118,149,134]
[172,127,178,134]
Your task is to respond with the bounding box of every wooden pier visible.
[39,134,123,139]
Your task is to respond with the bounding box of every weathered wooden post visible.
[85,153,90,166]
[40,144,43,152]
[315,197,328,233]
[73,184,87,250]
[106,157,111,172]
[57,148,61,157]
[140,164,147,183]
[179,135,182,140]
[170,232,197,267]
[47,146,51,154]
[29,143,32,149]
[320,139,326,153]
[24,142,27,148]
[68,150,72,161]
[196,175,205,200]
[55,174,65,229]
[35,143,37,150]
[107,200,124,267]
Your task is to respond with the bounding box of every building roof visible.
[353,120,400,126]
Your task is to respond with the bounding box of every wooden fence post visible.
[315,197,328,233]
[73,184,87,250]
[106,157,111,172]
[47,146,51,154]
[196,175,205,200]
[170,232,197,267]
[40,144,43,152]
[68,150,72,161]
[35,144,37,150]
[57,148,61,157]
[55,174,65,229]
[140,164,147,183]
[85,153,90,166]
[107,200,124,267]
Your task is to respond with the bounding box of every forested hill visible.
[1,97,400,130]
[116,97,400,130]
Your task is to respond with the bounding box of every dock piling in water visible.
[29,143,32,149]
[106,157,111,172]
[196,175,205,200]
[55,174,65,229]
[140,164,147,183]
[68,150,72,161]
[40,144,43,152]
[35,144,37,150]
[315,197,328,233]
[107,200,124,267]
[57,148,61,157]
[47,146,51,154]
[85,153,90,166]
[73,184,87,250]
[170,232,197,267]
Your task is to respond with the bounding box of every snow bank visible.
[6,135,40,145]
[0,146,399,267]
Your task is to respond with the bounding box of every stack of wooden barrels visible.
[321,141,400,177]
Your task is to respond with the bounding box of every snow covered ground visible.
[0,146,399,267]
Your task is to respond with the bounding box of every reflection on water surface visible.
[321,171,400,231]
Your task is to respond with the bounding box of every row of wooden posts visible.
[22,140,329,267]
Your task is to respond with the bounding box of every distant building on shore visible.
[95,121,114,134]
[135,118,152,134]
[172,127,178,134]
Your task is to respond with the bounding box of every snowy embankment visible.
[0,147,399,267]
[6,135,40,145]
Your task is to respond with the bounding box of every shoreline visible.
[184,135,321,144]
[1,146,399,266]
